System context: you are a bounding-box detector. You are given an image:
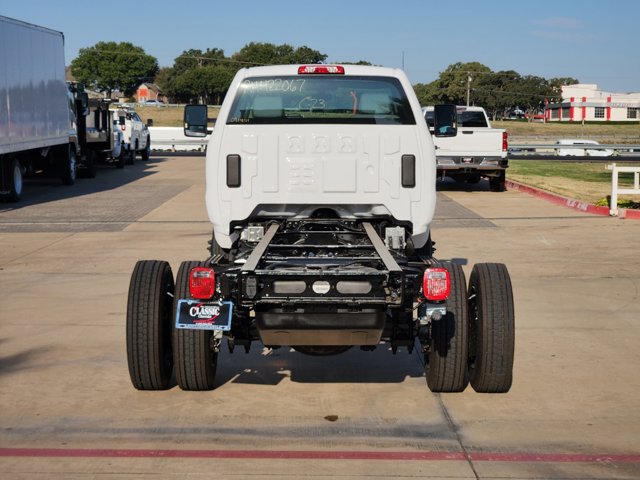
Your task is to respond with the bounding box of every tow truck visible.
[126,64,514,393]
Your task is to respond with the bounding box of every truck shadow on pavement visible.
[436,178,492,192]
[1,156,170,211]
[0,343,54,378]
[211,344,426,388]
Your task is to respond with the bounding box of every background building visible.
[545,84,640,122]
[134,83,166,104]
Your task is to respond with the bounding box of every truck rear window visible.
[227,76,415,125]
[424,110,489,128]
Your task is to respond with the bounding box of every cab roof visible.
[234,64,407,79]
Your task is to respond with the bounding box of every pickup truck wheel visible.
[425,262,469,392]
[141,137,150,161]
[126,144,136,165]
[468,263,514,393]
[116,145,126,169]
[173,260,218,390]
[489,172,506,192]
[126,260,175,390]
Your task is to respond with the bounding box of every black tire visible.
[173,260,218,390]
[468,263,515,393]
[141,136,150,161]
[425,262,469,393]
[1,158,23,202]
[116,144,126,169]
[489,171,506,192]
[126,143,136,165]
[84,150,97,179]
[466,174,481,184]
[126,260,175,390]
[60,146,77,185]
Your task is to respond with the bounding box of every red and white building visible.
[133,83,166,103]
[545,84,640,122]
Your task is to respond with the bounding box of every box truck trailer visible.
[0,15,80,201]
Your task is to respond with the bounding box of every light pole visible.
[466,75,472,106]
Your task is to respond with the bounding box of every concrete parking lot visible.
[1,155,639,479]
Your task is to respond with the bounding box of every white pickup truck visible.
[111,106,151,163]
[126,65,514,395]
[423,106,508,192]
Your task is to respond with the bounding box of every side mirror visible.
[79,92,89,116]
[184,104,211,137]
[433,104,458,137]
[119,116,126,126]
[146,118,154,127]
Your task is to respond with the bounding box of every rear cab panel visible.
[206,65,437,250]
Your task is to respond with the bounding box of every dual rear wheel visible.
[425,262,514,393]
[126,259,513,393]
[126,260,218,391]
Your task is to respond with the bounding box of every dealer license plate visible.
[175,300,233,331]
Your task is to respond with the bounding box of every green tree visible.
[474,70,523,119]
[159,43,328,103]
[337,60,374,66]
[549,77,579,102]
[413,81,439,106]
[431,62,492,105]
[156,49,235,103]
[70,41,158,96]
[232,42,327,66]
[416,62,581,120]
[174,64,234,104]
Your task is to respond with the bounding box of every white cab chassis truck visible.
[0,15,80,201]
[126,65,515,393]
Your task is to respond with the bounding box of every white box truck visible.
[0,15,79,201]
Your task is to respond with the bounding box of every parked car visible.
[141,100,165,107]
[556,139,614,157]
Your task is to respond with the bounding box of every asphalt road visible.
[1,155,639,479]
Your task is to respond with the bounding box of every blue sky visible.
[2,0,639,92]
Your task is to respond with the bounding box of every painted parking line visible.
[1,448,639,463]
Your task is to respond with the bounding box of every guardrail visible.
[607,163,640,216]
[509,143,640,158]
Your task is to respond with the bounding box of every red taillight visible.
[502,131,508,152]
[189,267,215,299]
[423,268,450,301]
[298,65,345,75]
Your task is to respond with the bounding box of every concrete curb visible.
[505,180,640,220]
